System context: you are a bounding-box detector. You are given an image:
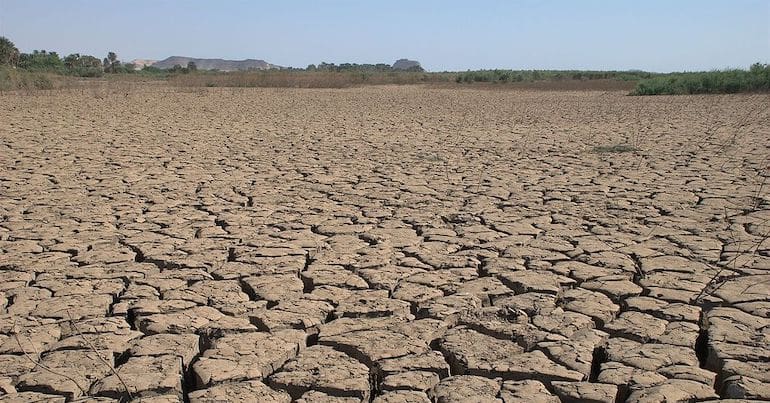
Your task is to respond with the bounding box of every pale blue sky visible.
[1,0,768,72]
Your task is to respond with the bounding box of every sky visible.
[0,0,768,72]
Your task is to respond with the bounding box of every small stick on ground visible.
[67,311,134,401]
[12,320,88,397]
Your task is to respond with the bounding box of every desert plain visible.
[0,85,768,402]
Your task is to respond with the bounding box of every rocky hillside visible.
[151,56,281,71]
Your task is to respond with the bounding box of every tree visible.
[750,62,769,75]
[80,55,102,68]
[318,62,335,71]
[169,64,190,74]
[64,53,101,69]
[187,61,197,71]
[63,53,103,76]
[0,36,20,66]
[64,53,81,68]
[104,51,120,73]
[18,50,63,71]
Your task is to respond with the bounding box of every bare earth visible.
[0,86,768,402]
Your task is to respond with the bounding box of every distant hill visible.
[151,56,281,71]
[392,59,422,71]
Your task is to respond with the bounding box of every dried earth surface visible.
[0,85,768,402]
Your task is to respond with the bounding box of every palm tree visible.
[105,51,119,73]
[0,36,20,66]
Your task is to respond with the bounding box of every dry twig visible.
[66,311,134,401]
[11,320,88,397]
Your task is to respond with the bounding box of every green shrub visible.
[631,64,770,95]
[454,69,655,84]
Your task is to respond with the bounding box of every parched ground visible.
[0,85,768,402]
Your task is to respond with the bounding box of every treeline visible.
[3,35,768,94]
[142,62,199,75]
[630,64,770,95]
[454,69,655,83]
[16,50,108,77]
[451,64,770,95]
[0,37,138,77]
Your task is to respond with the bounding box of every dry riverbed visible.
[0,85,768,402]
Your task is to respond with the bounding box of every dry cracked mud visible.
[0,85,768,402]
